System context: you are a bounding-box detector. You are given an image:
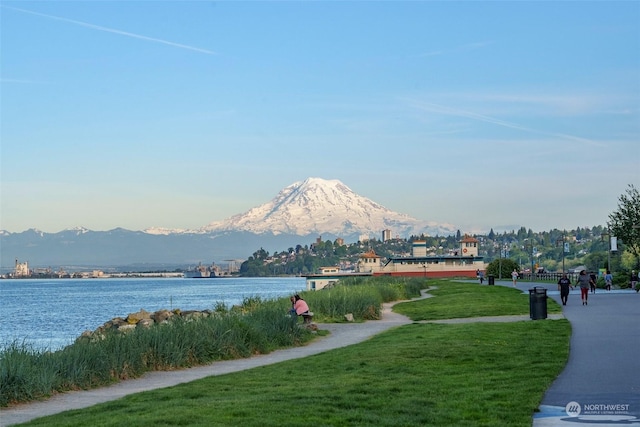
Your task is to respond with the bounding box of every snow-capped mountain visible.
[0,178,458,268]
[201,177,455,238]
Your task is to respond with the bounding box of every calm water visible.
[0,277,306,351]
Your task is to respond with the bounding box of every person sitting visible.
[290,294,312,323]
[292,294,309,315]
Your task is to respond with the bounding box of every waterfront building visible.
[356,234,486,278]
[14,259,30,277]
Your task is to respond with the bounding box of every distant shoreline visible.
[1,272,186,280]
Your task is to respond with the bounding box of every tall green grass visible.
[303,276,424,322]
[1,278,423,407]
[340,275,424,301]
[0,299,310,407]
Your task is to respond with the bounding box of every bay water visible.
[0,277,306,351]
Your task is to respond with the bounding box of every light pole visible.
[524,238,535,281]
[556,231,567,274]
[531,241,535,281]
[499,240,508,279]
[499,242,502,280]
[601,229,612,274]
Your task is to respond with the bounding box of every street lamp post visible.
[556,231,567,274]
[531,242,535,281]
[601,230,612,274]
[499,242,502,280]
[499,240,508,279]
[524,238,535,281]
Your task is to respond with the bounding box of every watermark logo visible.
[583,403,631,415]
[565,401,581,417]
[565,400,633,418]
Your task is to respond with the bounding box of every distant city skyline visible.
[1,1,638,234]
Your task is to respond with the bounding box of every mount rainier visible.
[197,177,455,238]
[1,178,456,268]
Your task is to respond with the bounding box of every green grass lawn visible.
[17,281,571,427]
[393,280,562,321]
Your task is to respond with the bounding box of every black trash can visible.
[488,275,495,285]
[529,287,548,320]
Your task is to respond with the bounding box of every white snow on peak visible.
[144,227,188,235]
[201,177,454,237]
[64,226,90,234]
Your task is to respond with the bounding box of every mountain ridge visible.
[0,177,457,268]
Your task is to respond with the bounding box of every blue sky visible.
[1,1,639,235]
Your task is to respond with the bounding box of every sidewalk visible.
[525,283,640,426]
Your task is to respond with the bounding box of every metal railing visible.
[520,272,579,283]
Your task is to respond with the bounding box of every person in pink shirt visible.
[293,294,310,315]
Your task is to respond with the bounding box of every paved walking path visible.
[523,283,640,426]
[445,279,640,426]
[2,283,638,426]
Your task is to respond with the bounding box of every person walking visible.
[589,271,597,293]
[511,269,519,287]
[557,273,573,306]
[604,270,613,291]
[577,270,593,305]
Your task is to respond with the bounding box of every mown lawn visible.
[393,280,562,320]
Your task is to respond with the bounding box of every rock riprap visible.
[76,308,213,343]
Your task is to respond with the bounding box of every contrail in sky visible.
[3,5,215,55]
[407,99,603,146]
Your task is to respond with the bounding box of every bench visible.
[302,312,314,324]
